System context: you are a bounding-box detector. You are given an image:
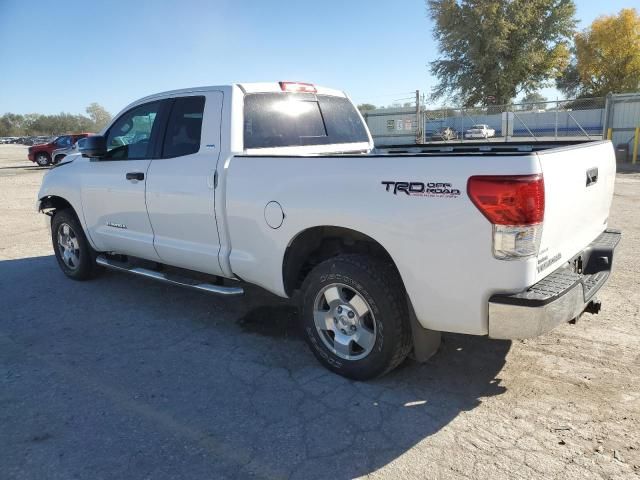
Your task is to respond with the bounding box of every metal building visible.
[603,93,640,164]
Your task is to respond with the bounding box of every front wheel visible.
[51,209,101,280]
[35,152,51,166]
[300,254,412,380]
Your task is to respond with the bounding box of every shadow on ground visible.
[617,164,640,174]
[0,255,510,479]
[0,165,49,170]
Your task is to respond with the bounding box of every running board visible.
[96,255,244,296]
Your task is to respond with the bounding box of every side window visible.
[55,136,71,147]
[162,96,205,158]
[105,101,161,160]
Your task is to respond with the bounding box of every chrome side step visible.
[96,255,244,296]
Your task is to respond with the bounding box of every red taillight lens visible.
[467,175,544,225]
[279,81,317,93]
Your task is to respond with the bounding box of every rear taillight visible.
[467,174,545,259]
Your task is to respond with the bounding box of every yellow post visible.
[632,127,639,165]
[607,128,613,140]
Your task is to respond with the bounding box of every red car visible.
[28,133,91,166]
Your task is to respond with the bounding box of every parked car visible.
[28,133,91,166]
[37,81,620,380]
[464,124,496,139]
[431,126,458,141]
[51,138,86,164]
[25,136,50,146]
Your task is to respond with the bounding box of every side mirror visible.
[79,135,107,158]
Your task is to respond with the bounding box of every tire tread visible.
[337,254,412,376]
[51,209,101,280]
[301,253,412,379]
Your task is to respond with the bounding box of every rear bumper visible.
[27,151,35,162]
[488,229,621,339]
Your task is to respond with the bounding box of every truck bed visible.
[375,139,602,155]
[227,139,615,336]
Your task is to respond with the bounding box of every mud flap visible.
[406,296,441,363]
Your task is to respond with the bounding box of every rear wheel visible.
[51,209,101,280]
[35,152,51,166]
[300,254,412,380]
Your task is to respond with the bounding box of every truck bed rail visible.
[375,140,602,156]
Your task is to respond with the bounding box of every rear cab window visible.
[243,93,368,150]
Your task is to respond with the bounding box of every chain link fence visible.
[363,97,606,146]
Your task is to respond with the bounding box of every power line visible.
[351,92,417,102]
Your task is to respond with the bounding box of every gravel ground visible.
[0,144,638,479]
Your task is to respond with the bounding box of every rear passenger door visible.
[145,92,224,276]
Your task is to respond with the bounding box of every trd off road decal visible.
[381,181,461,198]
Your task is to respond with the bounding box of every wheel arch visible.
[39,194,100,252]
[283,225,441,365]
[37,195,74,215]
[282,225,401,297]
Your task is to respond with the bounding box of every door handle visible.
[126,172,145,181]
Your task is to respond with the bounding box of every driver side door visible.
[80,100,168,261]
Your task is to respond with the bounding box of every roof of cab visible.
[108,83,349,131]
[237,82,346,97]
[133,82,346,105]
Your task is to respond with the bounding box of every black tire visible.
[51,209,101,280]
[54,154,65,164]
[300,254,412,380]
[35,152,51,166]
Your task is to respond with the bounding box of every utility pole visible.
[554,97,559,140]
[415,90,423,144]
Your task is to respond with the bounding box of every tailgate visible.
[535,141,616,280]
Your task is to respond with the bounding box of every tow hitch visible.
[572,300,602,324]
[584,300,602,315]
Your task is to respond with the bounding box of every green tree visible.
[22,114,41,136]
[556,56,581,97]
[519,92,548,110]
[85,102,112,131]
[559,8,640,97]
[0,103,111,136]
[357,103,377,113]
[427,0,576,107]
[0,113,25,136]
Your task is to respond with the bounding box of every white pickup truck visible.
[37,82,621,380]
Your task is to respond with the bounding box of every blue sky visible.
[0,0,636,115]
